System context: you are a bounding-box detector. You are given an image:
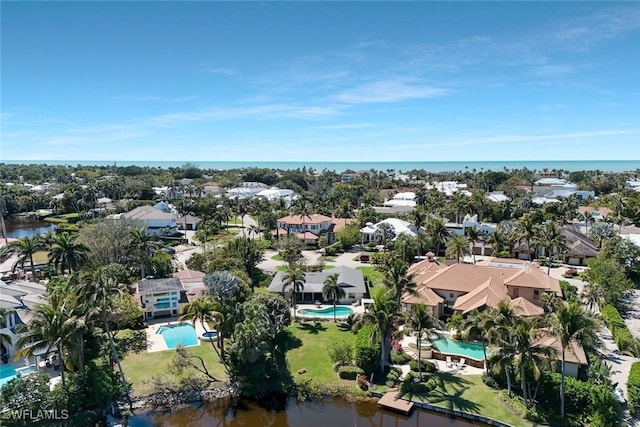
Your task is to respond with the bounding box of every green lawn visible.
[286,322,530,426]
[357,266,387,298]
[271,254,283,261]
[120,342,227,396]
[398,373,533,427]
[286,322,357,387]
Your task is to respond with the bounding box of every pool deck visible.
[146,318,206,352]
[399,331,485,376]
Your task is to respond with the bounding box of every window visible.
[449,293,454,299]
[513,288,519,297]
[348,293,355,299]
[533,290,539,300]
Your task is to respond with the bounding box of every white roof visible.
[256,188,294,200]
[360,218,418,239]
[535,178,567,186]
[487,192,510,203]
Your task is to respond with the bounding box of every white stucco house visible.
[360,218,420,243]
[120,205,178,236]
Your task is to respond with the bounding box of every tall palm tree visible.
[47,232,90,275]
[77,268,130,401]
[446,234,471,263]
[282,267,306,321]
[425,217,449,257]
[510,319,552,408]
[10,236,45,281]
[465,226,480,264]
[382,259,417,306]
[0,308,14,356]
[410,208,427,255]
[179,296,229,373]
[128,227,158,279]
[549,302,600,418]
[404,304,443,381]
[581,282,605,312]
[15,296,78,388]
[462,309,493,372]
[516,215,537,261]
[536,221,567,275]
[487,227,507,257]
[450,193,468,224]
[358,292,396,373]
[322,273,346,322]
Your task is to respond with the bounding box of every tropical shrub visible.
[338,365,364,380]
[628,362,640,414]
[355,325,381,375]
[409,359,436,373]
[390,349,412,365]
[328,341,354,366]
[589,384,620,427]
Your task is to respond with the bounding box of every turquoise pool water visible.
[298,306,354,318]
[0,365,18,388]
[157,324,198,349]
[432,337,485,361]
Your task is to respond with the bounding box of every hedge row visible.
[628,362,640,414]
[600,304,639,356]
[338,365,364,380]
[409,359,437,373]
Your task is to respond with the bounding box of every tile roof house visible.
[268,266,366,304]
[403,258,559,318]
[535,331,589,378]
[274,214,348,245]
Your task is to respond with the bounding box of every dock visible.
[377,391,415,415]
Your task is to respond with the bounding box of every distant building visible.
[268,266,366,304]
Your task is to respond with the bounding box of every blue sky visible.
[1,1,639,162]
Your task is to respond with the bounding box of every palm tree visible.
[425,217,449,257]
[450,193,467,224]
[334,201,353,227]
[510,319,552,408]
[462,309,493,372]
[128,227,158,279]
[549,302,600,418]
[487,227,507,257]
[358,292,396,373]
[465,226,480,264]
[0,308,14,356]
[282,267,306,321]
[322,273,346,322]
[404,304,443,381]
[382,258,417,306]
[536,221,567,275]
[10,236,45,281]
[410,208,427,255]
[581,282,605,312]
[446,234,471,263]
[47,232,89,275]
[516,215,537,261]
[179,296,229,373]
[77,268,130,402]
[15,296,78,388]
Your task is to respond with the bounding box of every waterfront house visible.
[136,278,184,319]
[268,266,366,304]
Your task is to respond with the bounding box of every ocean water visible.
[3,159,639,173]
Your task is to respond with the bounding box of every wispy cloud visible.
[333,79,451,104]
[197,66,236,76]
[531,64,574,77]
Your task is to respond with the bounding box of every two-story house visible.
[121,205,178,236]
[275,214,348,245]
[136,278,184,319]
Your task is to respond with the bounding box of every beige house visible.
[403,257,561,318]
[274,214,354,245]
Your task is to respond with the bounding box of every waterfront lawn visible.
[286,322,357,387]
[120,344,228,396]
[357,266,387,299]
[403,373,532,427]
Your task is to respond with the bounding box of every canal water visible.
[124,397,477,427]
[2,218,56,239]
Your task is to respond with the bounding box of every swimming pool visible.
[298,306,354,318]
[0,365,37,389]
[432,337,485,361]
[0,365,18,389]
[157,323,199,349]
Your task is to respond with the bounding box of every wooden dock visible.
[377,391,415,415]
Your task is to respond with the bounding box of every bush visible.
[390,349,412,365]
[590,384,620,427]
[601,304,640,356]
[355,325,381,375]
[328,341,354,366]
[482,372,500,389]
[338,365,364,380]
[628,362,640,414]
[384,366,403,387]
[409,359,436,373]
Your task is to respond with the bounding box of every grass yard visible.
[33,251,49,265]
[286,322,357,387]
[357,266,384,285]
[120,341,227,396]
[271,254,283,261]
[398,373,533,427]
